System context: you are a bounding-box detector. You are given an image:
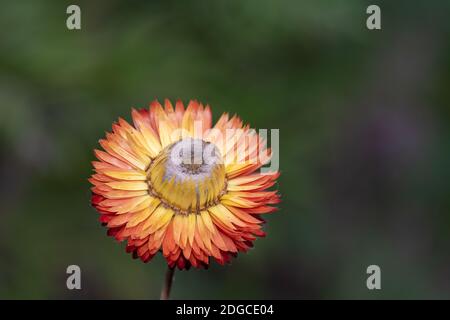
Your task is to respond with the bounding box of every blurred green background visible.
[1,0,450,299]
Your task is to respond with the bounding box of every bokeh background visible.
[1,0,450,299]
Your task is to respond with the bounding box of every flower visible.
[89,99,280,269]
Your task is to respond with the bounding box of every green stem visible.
[160,266,175,300]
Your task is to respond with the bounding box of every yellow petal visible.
[107,140,147,171]
[142,206,174,234]
[209,204,244,229]
[200,210,215,234]
[180,215,189,248]
[102,169,147,181]
[103,190,148,199]
[187,214,196,246]
[158,120,175,148]
[172,214,183,245]
[107,181,148,191]
[140,126,162,156]
[129,197,160,226]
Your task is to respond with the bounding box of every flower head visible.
[89,99,280,269]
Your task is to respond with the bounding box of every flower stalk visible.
[160,266,175,300]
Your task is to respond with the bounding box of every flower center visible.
[147,138,226,214]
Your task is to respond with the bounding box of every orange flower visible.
[89,99,280,269]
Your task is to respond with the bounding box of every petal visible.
[106,181,149,191]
